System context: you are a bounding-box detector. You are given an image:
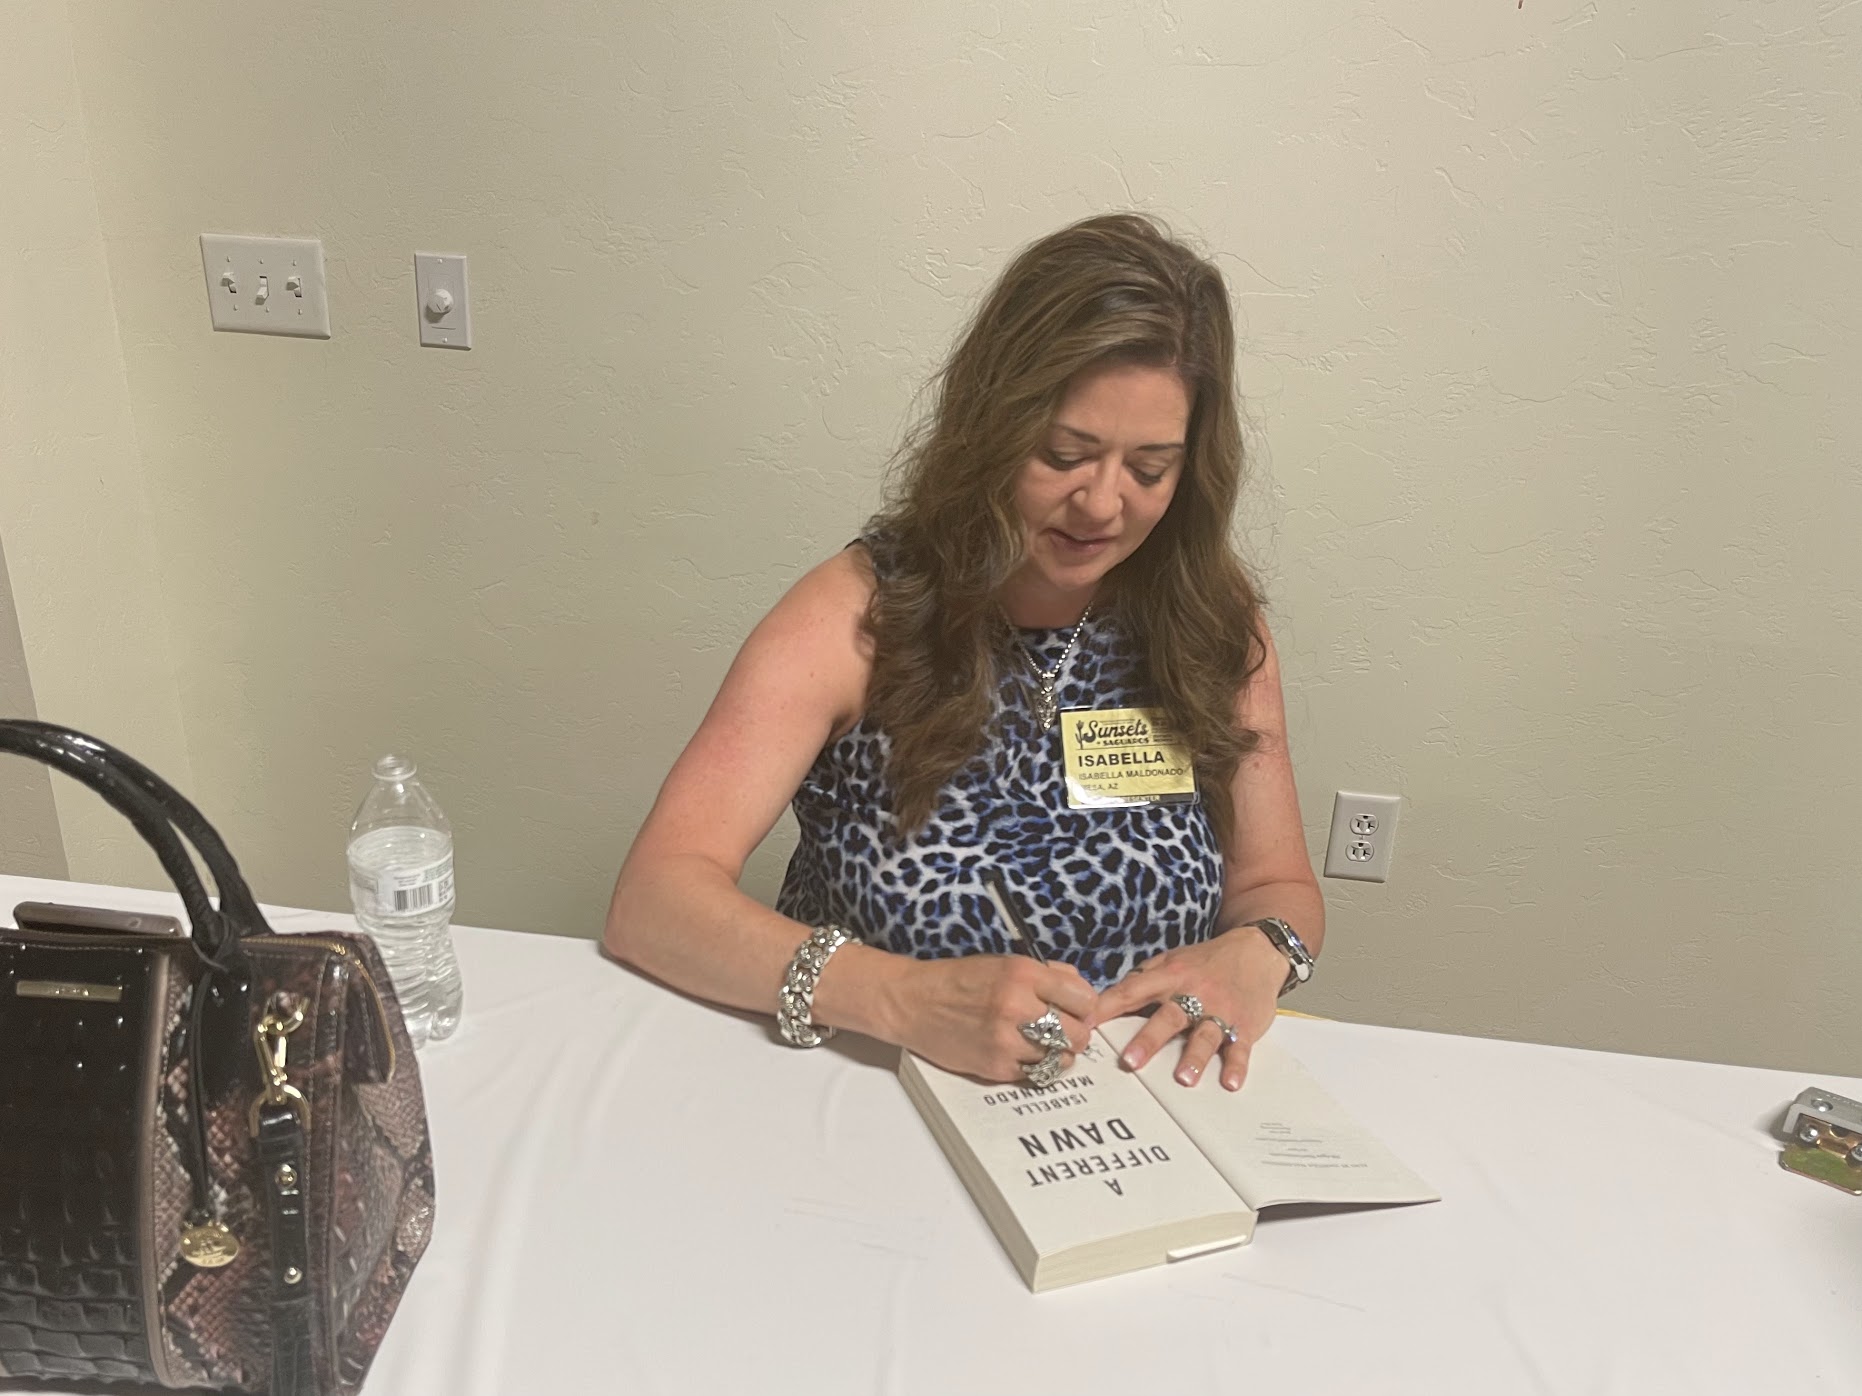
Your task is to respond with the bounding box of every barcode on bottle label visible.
[392,882,436,913]
[371,854,453,917]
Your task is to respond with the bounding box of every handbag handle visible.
[6,719,271,933]
[0,720,269,965]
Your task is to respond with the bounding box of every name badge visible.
[1059,706,1198,810]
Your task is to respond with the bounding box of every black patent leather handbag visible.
[0,721,434,1394]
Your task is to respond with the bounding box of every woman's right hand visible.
[889,954,1099,1083]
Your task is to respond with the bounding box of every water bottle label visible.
[355,852,454,916]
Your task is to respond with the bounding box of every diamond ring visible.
[1018,1007,1067,1051]
[1202,1013,1241,1046]
[1170,992,1204,1023]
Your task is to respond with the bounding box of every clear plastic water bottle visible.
[346,754,462,1049]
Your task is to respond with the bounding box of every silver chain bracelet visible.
[777,924,853,1047]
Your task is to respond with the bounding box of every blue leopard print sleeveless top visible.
[775,548,1226,989]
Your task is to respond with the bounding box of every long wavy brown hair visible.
[864,213,1266,849]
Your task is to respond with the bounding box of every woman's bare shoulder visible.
[765,544,877,643]
[722,545,877,740]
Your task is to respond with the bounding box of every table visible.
[3,873,1858,1395]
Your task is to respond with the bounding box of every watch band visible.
[1244,917,1314,996]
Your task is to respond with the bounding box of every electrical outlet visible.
[1323,791,1401,882]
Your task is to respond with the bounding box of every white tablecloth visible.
[4,873,1859,1396]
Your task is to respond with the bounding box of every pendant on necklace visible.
[1036,685,1058,730]
[1019,602,1091,733]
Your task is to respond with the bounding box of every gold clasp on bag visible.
[249,992,310,1138]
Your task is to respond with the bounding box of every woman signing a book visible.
[606,214,1324,1092]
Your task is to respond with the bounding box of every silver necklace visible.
[1019,604,1092,730]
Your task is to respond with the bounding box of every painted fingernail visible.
[1177,1064,1198,1085]
[1120,1048,1141,1069]
[1223,1074,1241,1091]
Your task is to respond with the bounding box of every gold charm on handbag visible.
[179,1218,240,1269]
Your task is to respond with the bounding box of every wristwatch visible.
[1245,917,1314,996]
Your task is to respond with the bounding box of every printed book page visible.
[1094,1017,1439,1210]
[900,1037,1254,1280]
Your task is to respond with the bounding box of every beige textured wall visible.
[25,0,1858,1072]
[0,531,68,880]
[0,0,190,887]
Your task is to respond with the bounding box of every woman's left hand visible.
[1094,924,1292,1091]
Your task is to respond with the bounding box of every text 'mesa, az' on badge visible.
[1059,707,1197,810]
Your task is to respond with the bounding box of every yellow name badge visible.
[1059,706,1198,810]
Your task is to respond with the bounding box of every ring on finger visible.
[1202,1013,1240,1046]
[1018,1007,1068,1051]
[1170,992,1204,1023]
[1021,1044,1068,1088]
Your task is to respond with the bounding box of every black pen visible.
[981,867,1045,963]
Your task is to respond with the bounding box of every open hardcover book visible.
[900,1016,1439,1291]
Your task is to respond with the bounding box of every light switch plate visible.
[200,234,330,338]
[414,252,471,349]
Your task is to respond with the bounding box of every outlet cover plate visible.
[200,234,330,339]
[1323,791,1402,882]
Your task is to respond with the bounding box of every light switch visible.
[414,253,471,349]
[200,234,330,338]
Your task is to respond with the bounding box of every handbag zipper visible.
[250,934,398,1083]
[7,923,399,1079]
[10,924,387,1005]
